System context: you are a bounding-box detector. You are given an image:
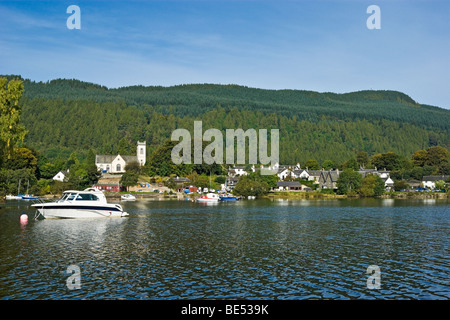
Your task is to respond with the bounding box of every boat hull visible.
[196,199,219,203]
[32,204,129,219]
[5,195,21,200]
[220,197,237,201]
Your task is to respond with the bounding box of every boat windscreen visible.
[75,193,99,201]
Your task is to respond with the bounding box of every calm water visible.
[0,198,449,300]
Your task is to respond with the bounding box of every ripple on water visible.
[0,199,449,299]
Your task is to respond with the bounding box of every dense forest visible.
[1,75,449,196]
[5,75,448,165]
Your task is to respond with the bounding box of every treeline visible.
[1,75,448,163]
[20,97,449,165]
[1,76,450,197]
[15,77,449,130]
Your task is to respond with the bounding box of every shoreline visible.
[266,191,449,200]
[2,190,448,203]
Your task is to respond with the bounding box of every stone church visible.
[95,141,146,173]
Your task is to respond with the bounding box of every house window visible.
[106,165,110,172]
[140,148,144,155]
[116,164,121,172]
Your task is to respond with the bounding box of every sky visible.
[0,0,449,108]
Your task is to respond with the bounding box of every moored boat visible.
[5,195,21,200]
[121,194,136,201]
[196,193,220,203]
[21,194,39,200]
[219,194,239,201]
[31,188,129,219]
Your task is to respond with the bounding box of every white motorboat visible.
[121,194,136,201]
[31,188,129,219]
[5,195,21,200]
[196,193,220,203]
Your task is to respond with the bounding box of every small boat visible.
[5,195,21,200]
[247,195,256,199]
[121,194,136,201]
[196,193,220,203]
[31,188,129,219]
[20,194,39,200]
[219,194,238,201]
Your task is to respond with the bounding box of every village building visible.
[53,170,69,182]
[422,175,449,189]
[227,166,249,177]
[224,177,240,191]
[96,141,146,174]
[275,181,303,191]
[318,170,340,190]
[92,174,125,192]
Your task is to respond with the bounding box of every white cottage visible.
[53,170,68,182]
[96,141,146,174]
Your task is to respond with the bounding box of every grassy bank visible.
[266,191,449,200]
[266,191,347,199]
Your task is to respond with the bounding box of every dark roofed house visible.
[92,174,125,192]
[422,175,449,189]
[275,181,302,191]
[172,177,191,185]
[318,170,340,190]
[225,177,240,191]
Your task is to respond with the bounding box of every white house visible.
[383,177,395,191]
[422,175,449,189]
[53,170,68,182]
[228,166,248,177]
[96,141,146,174]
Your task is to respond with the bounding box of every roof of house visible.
[320,170,339,182]
[277,181,302,187]
[172,177,191,183]
[422,175,449,181]
[96,154,138,164]
[95,176,122,185]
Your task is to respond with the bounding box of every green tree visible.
[67,167,88,190]
[337,169,362,195]
[425,146,449,167]
[85,164,101,186]
[412,149,428,167]
[437,163,450,175]
[322,160,335,170]
[434,180,445,191]
[342,158,359,171]
[0,77,27,158]
[38,162,58,179]
[394,179,409,191]
[371,152,403,171]
[4,147,38,173]
[120,171,139,191]
[125,161,141,175]
[359,174,385,197]
[117,137,132,155]
[356,151,370,168]
[304,159,320,170]
[214,176,226,184]
[234,176,269,197]
[66,152,80,169]
[250,171,278,189]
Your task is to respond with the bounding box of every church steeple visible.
[137,141,146,166]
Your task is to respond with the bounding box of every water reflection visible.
[0,198,449,299]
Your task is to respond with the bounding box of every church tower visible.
[137,141,146,166]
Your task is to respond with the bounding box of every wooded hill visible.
[5,75,450,165]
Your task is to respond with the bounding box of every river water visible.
[0,198,449,300]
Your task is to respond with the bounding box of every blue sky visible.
[0,0,449,108]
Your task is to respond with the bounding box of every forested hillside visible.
[5,75,450,164]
